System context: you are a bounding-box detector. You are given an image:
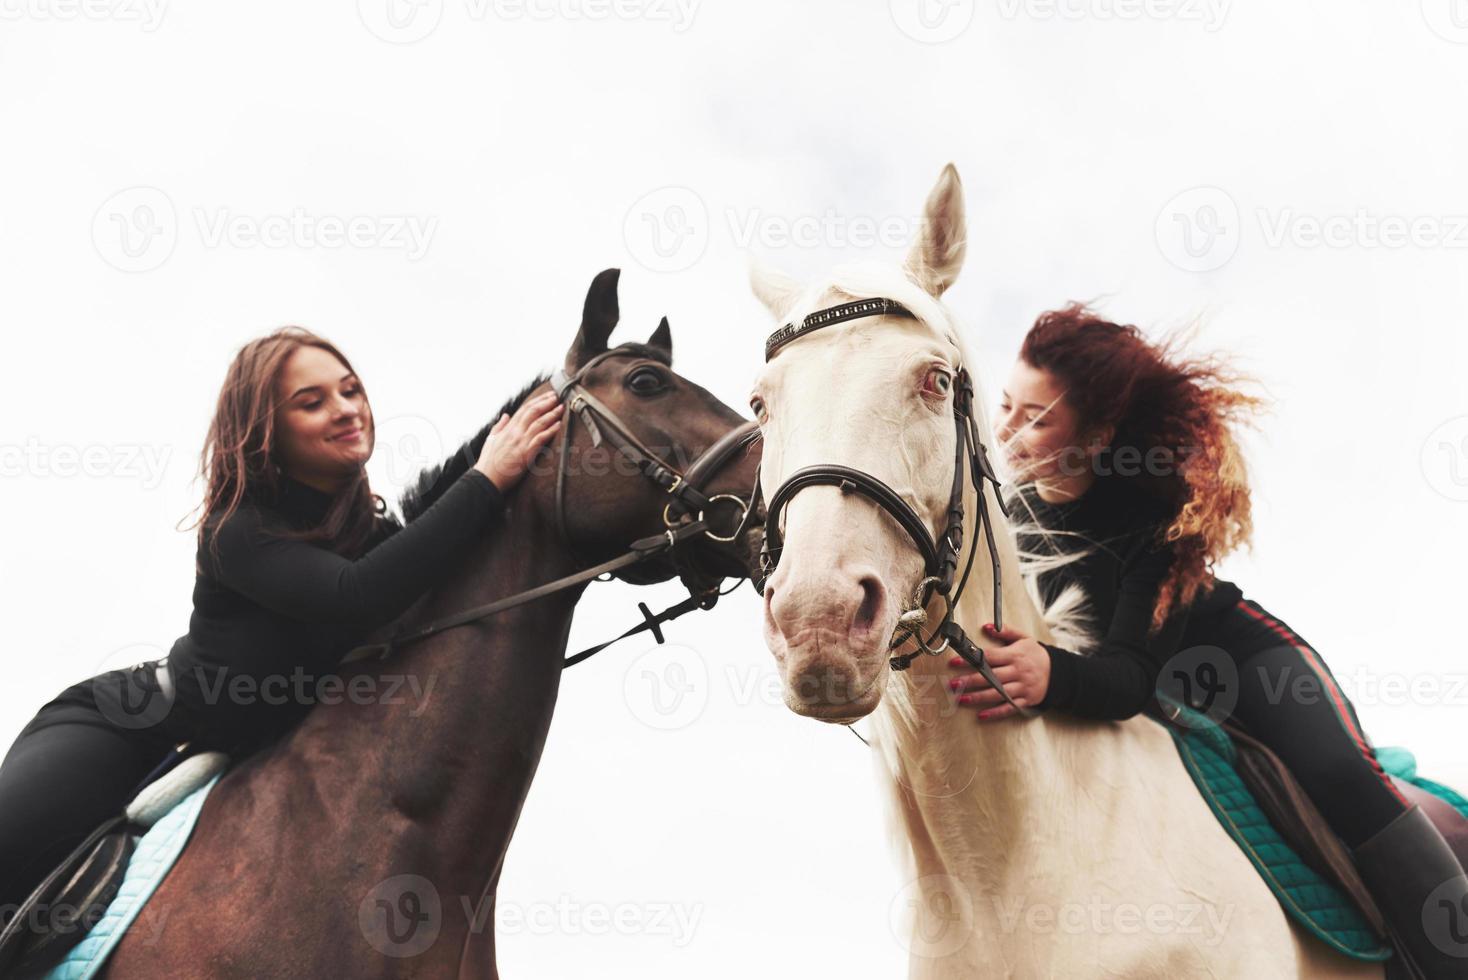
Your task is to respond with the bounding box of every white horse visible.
[747,164,1382,978]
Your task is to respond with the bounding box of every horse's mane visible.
[397,374,549,522]
[397,342,672,523]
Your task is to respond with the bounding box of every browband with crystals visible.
[764,297,916,361]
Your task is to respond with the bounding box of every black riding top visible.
[1015,476,1243,721]
[155,468,506,751]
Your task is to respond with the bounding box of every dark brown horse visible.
[102,270,761,978]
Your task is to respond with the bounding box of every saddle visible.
[0,749,228,979]
[1153,698,1468,976]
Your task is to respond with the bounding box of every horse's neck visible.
[877,596,1071,868]
[391,490,585,753]
[872,484,1112,873]
[869,490,1332,975]
[328,492,586,883]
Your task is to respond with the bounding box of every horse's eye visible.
[750,397,768,424]
[923,367,953,397]
[627,367,669,395]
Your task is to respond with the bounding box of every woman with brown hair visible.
[0,326,563,919]
[947,304,1468,977]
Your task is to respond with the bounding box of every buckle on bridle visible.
[889,578,953,657]
[699,494,750,543]
[661,494,749,544]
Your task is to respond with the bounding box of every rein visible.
[343,350,760,667]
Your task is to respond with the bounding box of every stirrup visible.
[0,815,136,976]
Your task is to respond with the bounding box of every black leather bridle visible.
[753,297,1032,717]
[344,347,760,668]
[550,347,757,587]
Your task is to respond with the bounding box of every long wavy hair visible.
[179,326,386,565]
[1018,304,1267,631]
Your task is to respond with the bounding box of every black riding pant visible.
[0,664,181,923]
[1195,597,1413,849]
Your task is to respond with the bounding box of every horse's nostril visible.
[853,576,884,636]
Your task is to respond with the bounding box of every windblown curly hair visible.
[1019,304,1267,631]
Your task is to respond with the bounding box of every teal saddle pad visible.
[1162,703,1468,962]
[40,773,222,980]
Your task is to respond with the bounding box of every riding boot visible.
[1352,804,1468,978]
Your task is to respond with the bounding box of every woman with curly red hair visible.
[948,303,1468,977]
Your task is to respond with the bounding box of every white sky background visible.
[2,1,1467,974]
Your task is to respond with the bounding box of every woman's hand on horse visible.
[474,392,565,492]
[946,622,1050,721]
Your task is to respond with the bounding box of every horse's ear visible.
[749,257,803,322]
[904,163,967,298]
[647,316,672,357]
[567,268,620,370]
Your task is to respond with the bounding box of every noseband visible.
[344,348,760,668]
[754,297,1032,717]
[550,348,758,582]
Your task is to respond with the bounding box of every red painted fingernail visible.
[977,711,991,720]
[957,695,971,705]
[949,657,963,668]
[948,679,959,691]
[984,623,995,632]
